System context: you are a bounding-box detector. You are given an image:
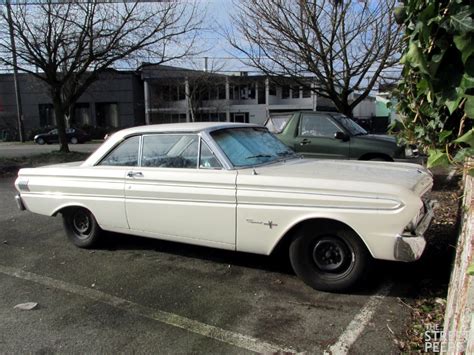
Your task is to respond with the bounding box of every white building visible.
[141,64,375,125]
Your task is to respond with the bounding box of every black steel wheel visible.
[289,224,370,292]
[63,207,101,248]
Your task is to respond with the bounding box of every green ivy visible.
[395,0,474,171]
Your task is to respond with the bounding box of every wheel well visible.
[53,205,86,217]
[271,218,369,256]
[358,153,393,161]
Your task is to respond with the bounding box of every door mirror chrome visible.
[334,132,349,141]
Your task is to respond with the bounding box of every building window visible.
[231,112,249,123]
[239,85,247,99]
[209,86,218,100]
[218,84,226,100]
[96,102,119,127]
[302,85,312,98]
[161,85,171,101]
[281,86,290,99]
[258,82,266,104]
[269,84,276,96]
[73,103,91,126]
[292,86,300,99]
[38,104,56,127]
[248,83,256,99]
[218,112,226,122]
[178,85,186,101]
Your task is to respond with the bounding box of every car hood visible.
[239,158,432,198]
[356,134,397,144]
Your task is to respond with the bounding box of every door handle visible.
[127,171,143,178]
[300,139,311,146]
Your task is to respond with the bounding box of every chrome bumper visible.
[394,200,437,262]
[15,194,26,211]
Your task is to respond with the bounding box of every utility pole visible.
[6,0,25,142]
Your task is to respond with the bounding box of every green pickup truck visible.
[265,111,419,162]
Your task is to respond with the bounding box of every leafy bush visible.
[395,0,473,171]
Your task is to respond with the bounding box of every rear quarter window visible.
[99,136,140,166]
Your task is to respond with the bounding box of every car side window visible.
[141,134,198,169]
[99,136,140,166]
[199,140,222,169]
[300,115,340,138]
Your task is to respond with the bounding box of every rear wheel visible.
[62,208,101,248]
[289,224,370,292]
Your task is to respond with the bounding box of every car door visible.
[125,133,237,249]
[48,129,59,143]
[293,113,350,159]
[92,135,141,230]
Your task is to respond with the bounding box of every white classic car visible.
[14,123,435,292]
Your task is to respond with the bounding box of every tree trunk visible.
[335,100,354,118]
[52,92,70,153]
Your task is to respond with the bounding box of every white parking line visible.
[327,283,393,354]
[0,265,295,354]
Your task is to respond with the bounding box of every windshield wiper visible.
[276,151,294,156]
[246,154,272,159]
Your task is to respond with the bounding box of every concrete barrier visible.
[443,169,474,353]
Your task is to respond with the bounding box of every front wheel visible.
[289,224,370,292]
[70,137,78,144]
[62,208,102,248]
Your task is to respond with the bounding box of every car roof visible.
[115,122,261,137]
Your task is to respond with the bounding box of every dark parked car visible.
[265,111,419,162]
[34,128,91,145]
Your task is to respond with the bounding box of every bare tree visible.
[0,0,203,151]
[185,60,227,122]
[227,0,401,117]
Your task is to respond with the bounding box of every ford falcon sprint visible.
[14,123,436,292]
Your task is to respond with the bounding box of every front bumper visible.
[394,200,437,262]
[15,194,26,211]
[394,155,426,165]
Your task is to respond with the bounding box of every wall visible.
[443,168,474,353]
[0,71,143,134]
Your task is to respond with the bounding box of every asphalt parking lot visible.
[1,177,428,354]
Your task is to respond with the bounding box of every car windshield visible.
[332,115,368,136]
[211,127,297,168]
